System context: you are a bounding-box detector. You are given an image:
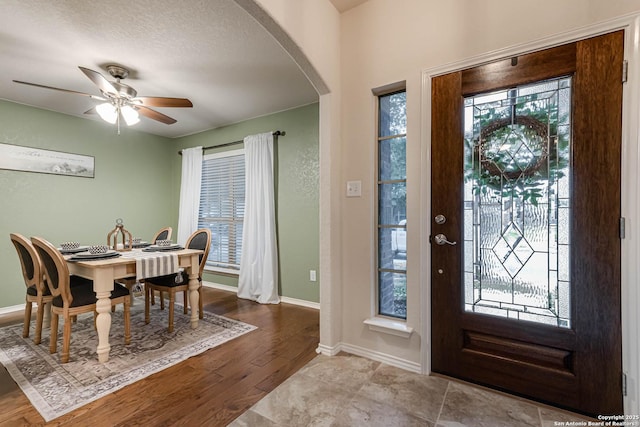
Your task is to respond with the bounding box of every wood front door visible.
[430,31,624,416]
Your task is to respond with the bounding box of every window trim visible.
[203,147,244,161]
[203,265,239,277]
[372,83,408,322]
[364,317,414,338]
[371,81,406,97]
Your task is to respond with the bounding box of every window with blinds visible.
[198,149,245,272]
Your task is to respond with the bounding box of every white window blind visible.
[198,149,245,271]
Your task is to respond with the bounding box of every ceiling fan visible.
[13,65,193,131]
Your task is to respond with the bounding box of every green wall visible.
[0,100,319,308]
[175,103,320,303]
[0,100,176,308]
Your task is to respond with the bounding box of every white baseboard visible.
[0,304,25,316]
[280,296,319,310]
[316,343,341,356]
[316,341,422,374]
[202,281,237,293]
[202,281,320,310]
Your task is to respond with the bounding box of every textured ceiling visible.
[0,0,319,138]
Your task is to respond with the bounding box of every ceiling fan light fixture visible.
[14,65,192,131]
[121,105,140,126]
[96,102,118,124]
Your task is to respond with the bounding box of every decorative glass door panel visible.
[463,77,572,328]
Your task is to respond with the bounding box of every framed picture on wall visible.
[0,143,94,178]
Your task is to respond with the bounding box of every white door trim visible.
[420,13,640,416]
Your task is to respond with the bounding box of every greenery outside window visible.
[376,87,407,319]
[198,149,245,274]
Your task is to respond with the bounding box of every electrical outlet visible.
[310,270,317,282]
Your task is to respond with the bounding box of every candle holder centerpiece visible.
[107,218,133,251]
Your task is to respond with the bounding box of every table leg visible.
[93,269,115,363]
[188,272,199,329]
[95,291,112,363]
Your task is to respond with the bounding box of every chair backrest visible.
[10,233,47,295]
[185,228,211,277]
[31,237,72,304]
[152,227,173,243]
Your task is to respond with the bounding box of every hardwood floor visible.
[0,287,320,426]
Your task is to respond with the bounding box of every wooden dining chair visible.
[118,226,174,310]
[152,226,172,244]
[144,228,211,332]
[149,226,173,306]
[10,233,53,345]
[31,236,132,363]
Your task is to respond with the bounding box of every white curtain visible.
[238,132,280,304]
[177,146,203,246]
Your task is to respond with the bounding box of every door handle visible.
[434,233,457,246]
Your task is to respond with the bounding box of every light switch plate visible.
[346,180,362,197]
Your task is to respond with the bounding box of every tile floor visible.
[230,354,595,427]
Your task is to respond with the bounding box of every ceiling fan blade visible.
[78,66,118,96]
[134,97,193,108]
[12,80,106,100]
[137,105,177,124]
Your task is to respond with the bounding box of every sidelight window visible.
[376,88,407,319]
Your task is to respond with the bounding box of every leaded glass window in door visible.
[463,77,571,328]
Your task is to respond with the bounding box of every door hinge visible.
[623,60,628,83]
[623,372,628,396]
[620,217,626,239]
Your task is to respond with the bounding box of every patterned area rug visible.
[0,300,256,422]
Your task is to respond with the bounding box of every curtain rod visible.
[178,130,285,155]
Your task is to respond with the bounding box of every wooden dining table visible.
[65,248,203,363]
